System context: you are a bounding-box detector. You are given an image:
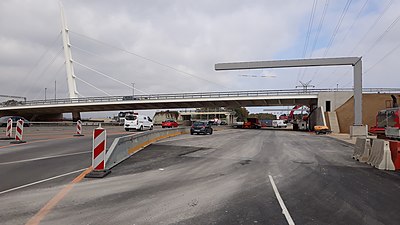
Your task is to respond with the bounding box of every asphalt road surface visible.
[1,128,400,225]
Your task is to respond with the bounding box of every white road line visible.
[268,175,295,225]
[0,168,86,195]
[0,151,91,165]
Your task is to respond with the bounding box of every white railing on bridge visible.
[1,88,400,108]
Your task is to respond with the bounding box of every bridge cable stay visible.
[69,31,228,89]
[313,0,369,87]
[23,47,64,98]
[296,0,317,85]
[72,60,150,95]
[322,1,400,88]
[70,44,189,94]
[13,33,61,96]
[31,62,65,100]
[74,76,112,96]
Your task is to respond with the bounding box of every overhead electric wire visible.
[73,60,149,95]
[317,0,369,87]
[296,0,318,85]
[323,0,353,57]
[311,0,352,87]
[69,31,228,89]
[349,0,394,55]
[327,0,400,88]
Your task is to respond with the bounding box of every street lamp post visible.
[45,88,47,100]
[131,82,135,97]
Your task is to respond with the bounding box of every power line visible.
[297,0,318,84]
[69,31,228,89]
[323,0,353,57]
[317,0,369,87]
[349,0,394,55]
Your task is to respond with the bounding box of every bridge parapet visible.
[2,88,399,108]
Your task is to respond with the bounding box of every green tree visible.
[232,107,249,122]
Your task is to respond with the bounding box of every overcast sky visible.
[1,0,400,116]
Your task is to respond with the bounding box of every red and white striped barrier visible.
[6,118,13,138]
[73,120,84,136]
[1,118,13,140]
[10,119,26,144]
[86,126,110,178]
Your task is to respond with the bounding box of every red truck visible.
[243,118,261,129]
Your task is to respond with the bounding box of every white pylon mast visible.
[60,2,78,98]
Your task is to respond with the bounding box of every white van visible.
[272,120,287,128]
[124,114,153,131]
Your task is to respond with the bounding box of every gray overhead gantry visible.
[215,57,367,137]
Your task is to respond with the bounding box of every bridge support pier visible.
[72,112,81,122]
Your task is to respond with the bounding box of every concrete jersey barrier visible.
[105,128,188,170]
[368,139,395,171]
[353,137,371,162]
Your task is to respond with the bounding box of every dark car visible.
[162,119,179,128]
[0,116,30,127]
[191,121,213,135]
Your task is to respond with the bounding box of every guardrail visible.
[2,88,400,108]
[105,127,188,170]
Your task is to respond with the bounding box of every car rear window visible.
[193,122,206,126]
[125,115,137,120]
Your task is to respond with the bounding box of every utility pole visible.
[55,80,57,99]
[295,80,315,92]
[45,88,47,100]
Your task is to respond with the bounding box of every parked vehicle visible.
[162,119,179,128]
[243,118,261,129]
[0,116,30,127]
[272,120,287,128]
[124,114,153,131]
[369,95,400,139]
[191,121,213,135]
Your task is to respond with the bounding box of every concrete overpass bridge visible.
[1,88,399,121]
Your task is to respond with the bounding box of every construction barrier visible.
[353,137,371,162]
[85,127,188,178]
[73,120,84,136]
[85,126,109,178]
[10,119,26,144]
[367,139,395,170]
[389,140,400,170]
[0,118,13,140]
[6,118,12,138]
[105,127,188,170]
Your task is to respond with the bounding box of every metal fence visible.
[105,128,188,169]
[2,88,400,108]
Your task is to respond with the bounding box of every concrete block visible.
[368,139,395,171]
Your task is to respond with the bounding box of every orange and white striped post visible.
[85,125,110,178]
[10,119,26,144]
[73,120,84,136]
